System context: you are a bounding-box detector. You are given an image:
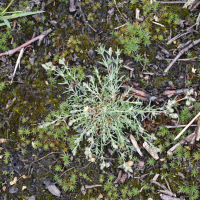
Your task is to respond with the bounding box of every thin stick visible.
[165,124,197,128]
[11,48,24,84]
[0,28,52,57]
[165,57,197,61]
[28,151,62,175]
[114,22,128,30]
[164,38,200,74]
[113,0,128,23]
[152,21,164,27]
[174,112,200,140]
[156,1,186,3]
[164,178,172,193]
[167,31,191,45]
[59,167,75,178]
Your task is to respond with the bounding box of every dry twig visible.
[164,38,200,74]
[174,112,200,140]
[0,28,52,57]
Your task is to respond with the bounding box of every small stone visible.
[9,186,18,194]
[28,196,36,200]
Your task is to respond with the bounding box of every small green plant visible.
[147,158,155,166]
[0,0,44,28]
[191,169,198,177]
[0,82,7,90]
[41,46,166,169]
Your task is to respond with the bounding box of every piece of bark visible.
[159,190,176,197]
[195,118,200,141]
[122,84,163,101]
[119,173,128,183]
[130,134,143,156]
[167,132,196,154]
[151,180,167,190]
[163,88,192,98]
[160,194,181,200]
[177,172,185,179]
[69,0,76,12]
[135,160,145,172]
[143,141,159,160]
[113,170,122,184]
[152,174,160,181]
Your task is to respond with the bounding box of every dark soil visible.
[0,0,200,199]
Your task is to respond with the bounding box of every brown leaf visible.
[0,139,7,143]
[10,177,17,185]
[2,186,6,191]
[130,134,143,156]
[119,173,128,183]
[98,193,103,199]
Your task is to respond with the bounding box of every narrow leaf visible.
[3,19,11,28]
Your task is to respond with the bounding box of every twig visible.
[174,112,200,140]
[160,194,181,200]
[0,28,52,57]
[167,132,196,154]
[114,22,128,30]
[151,180,167,190]
[156,1,186,3]
[11,48,24,84]
[28,151,62,175]
[164,178,172,193]
[113,0,128,23]
[85,185,102,189]
[165,124,197,128]
[159,189,176,197]
[167,31,191,45]
[152,21,164,27]
[164,57,197,61]
[59,167,75,178]
[164,38,200,74]
[78,3,96,32]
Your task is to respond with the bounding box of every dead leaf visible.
[185,146,191,150]
[0,138,7,143]
[6,97,16,109]
[22,186,27,190]
[10,177,17,185]
[98,193,103,199]
[192,67,197,73]
[47,184,61,197]
[130,134,143,156]
[22,175,27,179]
[167,151,173,156]
[119,173,128,183]
[32,141,36,148]
[143,141,159,160]
[126,161,133,167]
[81,185,86,195]
[2,186,6,191]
